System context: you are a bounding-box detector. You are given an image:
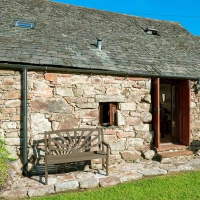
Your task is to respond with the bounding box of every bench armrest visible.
[101,141,110,148]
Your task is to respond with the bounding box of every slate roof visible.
[1,0,200,78]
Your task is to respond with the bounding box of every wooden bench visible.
[44,128,110,185]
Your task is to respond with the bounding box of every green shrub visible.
[0,134,12,190]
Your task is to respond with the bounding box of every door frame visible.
[152,78,190,148]
[152,78,160,148]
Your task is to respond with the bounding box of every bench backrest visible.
[44,128,104,155]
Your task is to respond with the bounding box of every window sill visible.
[97,125,118,129]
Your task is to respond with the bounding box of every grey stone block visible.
[1,188,28,199]
[79,178,99,189]
[55,181,79,192]
[99,176,121,187]
[28,185,55,197]
[137,168,167,176]
[120,172,143,183]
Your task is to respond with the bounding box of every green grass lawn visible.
[30,171,200,200]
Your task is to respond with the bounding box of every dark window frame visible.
[98,102,117,126]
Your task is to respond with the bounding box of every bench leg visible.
[106,148,109,176]
[102,158,105,171]
[106,156,109,176]
[45,156,48,185]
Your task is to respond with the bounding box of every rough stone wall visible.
[2,70,200,173]
[190,80,200,152]
[28,72,153,166]
[1,70,153,172]
[0,70,21,161]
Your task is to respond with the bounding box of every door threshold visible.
[157,143,187,152]
[160,142,179,145]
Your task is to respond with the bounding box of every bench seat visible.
[47,151,107,165]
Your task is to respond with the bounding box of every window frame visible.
[98,102,117,126]
[13,19,35,29]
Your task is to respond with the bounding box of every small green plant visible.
[0,134,12,191]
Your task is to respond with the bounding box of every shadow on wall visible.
[190,140,200,155]
[29,139,54,175]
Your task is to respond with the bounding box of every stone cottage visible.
[1,0,200,175]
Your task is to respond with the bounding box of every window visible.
[13,19,35,29]
[144,27,160,36]
[99,103,117,126]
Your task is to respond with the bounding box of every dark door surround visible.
[152,78,190,148]
[152,78,160,148]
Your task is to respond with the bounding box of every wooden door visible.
[152,78,160,148]
[171,83,179,141]
[179,80,190,145]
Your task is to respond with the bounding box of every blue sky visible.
[52,0,200,36]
